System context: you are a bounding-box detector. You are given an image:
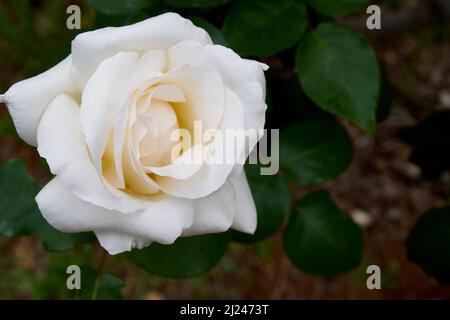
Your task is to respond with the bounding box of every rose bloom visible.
[0,13,267,254]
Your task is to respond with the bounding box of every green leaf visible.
[284,190,363,276]
[79,266,124,300]
[93,12,130,28]
[233,166,291,243]
[0,158,44,237]
[307,0,369,16]
[39,226,95,252]
[88,0,147,15]
[190,16,228,46]
[0,158,94,251]
[92,1,164,28]
[297,23,380,133]
[94,273,124,299]
[280,113,353,186]
[406,207,450,284]
[168,0,231,8]
[223,0,308,56]
[128,232,230,278]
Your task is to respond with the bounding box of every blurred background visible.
[0,0,450,299]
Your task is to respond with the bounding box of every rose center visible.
[132,86,181,167]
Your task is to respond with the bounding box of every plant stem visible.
[91,249,108,300]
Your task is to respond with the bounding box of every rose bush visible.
[0,12,268,255]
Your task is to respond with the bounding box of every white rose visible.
[0,13,268,254]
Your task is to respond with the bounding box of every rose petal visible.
[37,93,157,213]
[162,65,225,133]
[131,49,167,84]
[230,171,257,234]
[110,107,129,189]
[71,13,212,89]
[122,126,160,195]
[36,178,194,254]
[169,42,268,180]
[95,231,152,255]
[150,83,185,102]
[142,144,203,179]
[80,51,140,172]
[156,88,245,199]
[183,180,235,236]
[1,56,78,146]
[168,40,267,131]
[244,59,269,99]
[121,95,160,195]
[103,135,124,189]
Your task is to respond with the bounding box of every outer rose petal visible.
[95,232,152,255]
[71,12,212,89]
[36,178,194,255]
[244,59,269,99]
[230,172,257,234]
[168,40,267,131]
[94,178,240,253]
[37,93,157,213]
[80,51,140,172]
[183,181,236,236]
[160,65,225,132]
[36,176,244,255]
[0,56,78,146]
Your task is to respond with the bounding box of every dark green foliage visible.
[127,232,231,278]
[0,159,94,251]
[407,207,450,284]
[284,191,363,276]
